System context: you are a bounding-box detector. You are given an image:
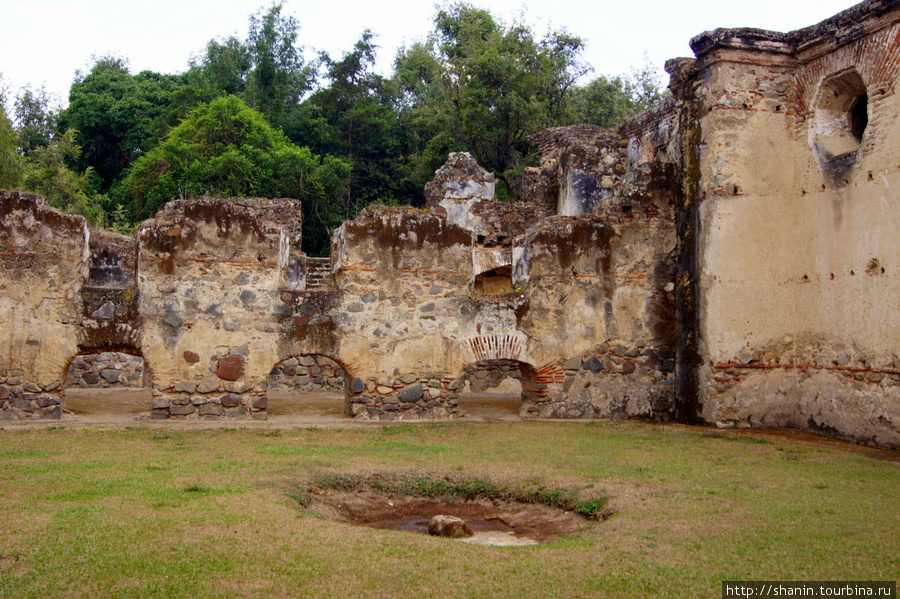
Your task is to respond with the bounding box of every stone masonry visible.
[0,0,898,447]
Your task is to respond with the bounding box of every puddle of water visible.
[371,516,539,546]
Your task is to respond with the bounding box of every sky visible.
[2,0,860,108]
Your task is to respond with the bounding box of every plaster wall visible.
[0,192,87,418]
[688,3,900,445]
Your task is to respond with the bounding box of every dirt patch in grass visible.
[289,472,615,545]
[308,492,585,544]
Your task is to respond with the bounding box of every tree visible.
[190,36,251,97]
[296,30,404,215]
[0,100,22,189]
[120,95,349,255]
[13,86,60,157]
[394,2,587,198]
[18,129,108,226]
[58,56,187,193]
[244,3,314,122]
[568,56,670,128]
[567,76,638,128]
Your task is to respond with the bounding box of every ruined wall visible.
[323,121,681,421]
[136,198,303,419]
[0,191,87,419]
[682,0,900,446]
[2,1,897,444]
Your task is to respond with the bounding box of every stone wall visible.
[1,0,898,445]
[269,355,346,393]
[65,352,145,388]
[135,198,304,420]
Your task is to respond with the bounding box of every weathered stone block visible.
[217,357,242,381]
[163,311,183,328]
[399,383,424,402]
[198,403,224,416]
[100,369,121,384]
[152,397,171,409]
[225,380,252,394]
[428,515,473,538]
[220,393,242,408]
[583,356,604,372]
[174,381,197,393]
[197,376,219,394]
[564,357,582,370]
[169,404,196,416]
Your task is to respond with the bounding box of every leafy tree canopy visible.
[58,56,188,192]
[394,2,589,198]
[189,3,314,126]
[14,85,60,157]
[121,94,349,255]
[19,129,108,227]
[294,30,406,214]
[0,99,23,189]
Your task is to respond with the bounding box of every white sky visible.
[2,0,859,108]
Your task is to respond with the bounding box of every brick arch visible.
[460,333,532,365]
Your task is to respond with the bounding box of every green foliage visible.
[120,95,348,255]
[567,57,670,128]
[394,2,588,196]
[244,3,314,121]
[575,497,611,520]
[18,129,108,226]
[293,30,407,213]
[6,4,672,244]
[190,36,251,97]
[13,85,59,157]
[59,56,188,192]
[0,100,22,189]
[309,471,607,511]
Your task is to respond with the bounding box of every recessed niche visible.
[810,69,868,170]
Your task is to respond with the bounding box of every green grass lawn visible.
[0,421,897,598]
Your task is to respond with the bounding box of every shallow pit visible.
[306,492,593,546]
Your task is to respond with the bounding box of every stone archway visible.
[62,350,151,417]
[267,354,350,418]
[455,333,545,419]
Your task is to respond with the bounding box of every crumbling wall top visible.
[138,197,302,262]
[424,152,495,207]
[0,190,88,258]
[690,0,900,59]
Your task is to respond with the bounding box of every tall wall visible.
[0,192,87,419]
[136,198,304,419]
[680,0,900,446]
